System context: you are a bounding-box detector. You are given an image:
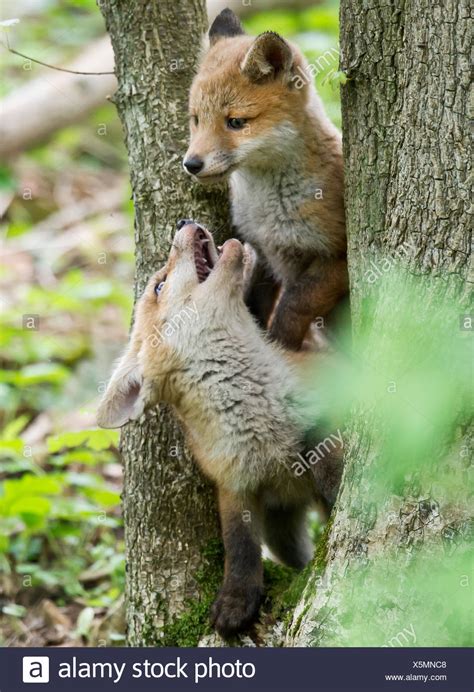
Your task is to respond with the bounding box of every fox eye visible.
[154,281,165,295]
[227,117,247,130]
[191,114,199,126]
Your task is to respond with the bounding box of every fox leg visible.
[270,255,349,350]
[244,255,280,330]
[211,488,263,637]
[262,502,313,569]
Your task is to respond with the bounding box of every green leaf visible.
[1,414,30,440]
[1,474,62,503]
[52,449,111,466]
[10,496,51,517]
[0,363,69,386]
[321,69,348,88]
[82,487,120,508]
[86,429,119,451]
[0,165,16,192]
[0,439,24,455]
[47,429,118,453]
[75,606,95,638]
[2,603,26,617]
[109,632,126,641]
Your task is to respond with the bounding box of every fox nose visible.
[183,156,204,175]
[176,218,195,230]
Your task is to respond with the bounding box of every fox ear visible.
[241,32,293,82]
[209,8,245,46]
[97,348,145,429]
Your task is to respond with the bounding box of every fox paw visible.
[210,584,262,638]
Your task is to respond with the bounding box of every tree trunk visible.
[99,0,230,646]
[289,0,471,646]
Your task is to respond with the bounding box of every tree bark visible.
[289,0,471,646]
[98,0,230,646]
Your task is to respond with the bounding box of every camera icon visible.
[22,656,50,683]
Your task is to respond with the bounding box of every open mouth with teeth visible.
[194,228,219,282]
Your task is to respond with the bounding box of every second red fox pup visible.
[183,9,348,350]
[97,221,342,638]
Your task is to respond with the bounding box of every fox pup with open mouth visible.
[183,9,348,350]
[97,221,342,638]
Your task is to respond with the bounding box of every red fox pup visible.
[97,220,342,637]
[183,8,348,350]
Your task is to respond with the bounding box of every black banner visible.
[1,647,472,691]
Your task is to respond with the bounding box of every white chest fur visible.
[172,315,306,497]
[230,167,332,283]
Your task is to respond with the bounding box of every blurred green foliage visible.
[311,269,472,501]
[0,422,122,598]
[319,547,473,647]
[305,268,473,646]
[0,0,132,643]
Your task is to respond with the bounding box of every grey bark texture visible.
[98,0,230,646]
[288,0,472,646]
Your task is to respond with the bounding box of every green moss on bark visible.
[159,539,224,647]
[260,560,311,630]
[313,515,334,573]
[148,520,334,646]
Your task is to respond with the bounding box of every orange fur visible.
[184,11,348,350]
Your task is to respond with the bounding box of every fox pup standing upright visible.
[184,9,347,350]
[97,221,342,637]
